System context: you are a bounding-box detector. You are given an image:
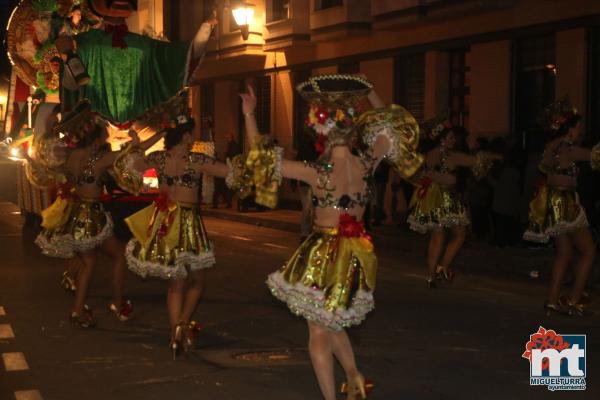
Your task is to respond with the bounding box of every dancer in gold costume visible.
[524,99,600,316]
[119,116,231,358]
[237,75,422,400]
[408,124,498,287]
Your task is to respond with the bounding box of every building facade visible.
[96,1,600,200]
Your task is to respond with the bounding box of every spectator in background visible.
[371,162,390,226]
[213,133,241,208]
[466,137,493,240]
[291,134,319,241]
[488,138,521,247]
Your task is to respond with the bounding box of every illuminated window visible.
[395,54,425,123]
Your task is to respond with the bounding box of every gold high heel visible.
[169,323,184,360]
[340,374,373,399]
[182,320,203,353]
[61,270,76,293]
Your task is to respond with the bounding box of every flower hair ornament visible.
[297,74,373,154]
[420,111,451,140]
[540,96,579,132]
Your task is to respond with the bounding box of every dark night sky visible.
[1,0,21,82]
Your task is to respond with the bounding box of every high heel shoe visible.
[340,374,374,399]
[70,305,95,328]
[437,265,455,282]
[544,302,568,316]
[182,320,203,353]
[108,300,134,322]
[61,270,76,293]
[169,323,185,360]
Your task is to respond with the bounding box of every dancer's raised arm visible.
[240,84,317,185]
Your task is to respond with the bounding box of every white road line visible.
[0,306,5,316]
[3,352,29,371]
[231,235,253,241]
[263,243,288,249]
[14,390,43,400]
[0,324,15,339]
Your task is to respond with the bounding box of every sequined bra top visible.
[150,151,213,188]
[306,159,372,211]
[540,141,579,178]
[74,150,105,187]
[431,147,456,174]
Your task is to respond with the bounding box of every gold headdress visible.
[297,74,373,153]
[539,96,579,132]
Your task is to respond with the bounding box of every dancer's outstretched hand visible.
[239,84,257,115]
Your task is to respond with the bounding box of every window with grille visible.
[268,0,290,22]
[514,34,555,141]
[293,69,312,150]
[395,54,425,123]
[448,48,471,128]
[315,0,343,11]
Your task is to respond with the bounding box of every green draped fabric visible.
[75,29,190,123]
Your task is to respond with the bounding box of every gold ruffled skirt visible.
[35,198,113,258]
[125,201,215,280]
[407,182,469,233]
[523,185,588,243]
[266,225,377,331]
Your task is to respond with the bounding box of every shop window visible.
[200,83,214,141]
[588,27,600,143]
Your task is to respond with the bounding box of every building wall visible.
[187,0,599,203]
[556,28,587,115]
[470,40,511,137]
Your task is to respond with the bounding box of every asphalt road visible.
[0,201,598,400]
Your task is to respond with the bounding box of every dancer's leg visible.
[427,229,445,276]
[548,235,573,304]
[179,269,206,323]
[72,250,95,315]
[569,228,595,303]
[439,226,466,270]
[101,236,126,307]
[167,278,185,328]
[308,321,336,400]
[331,329,359,379]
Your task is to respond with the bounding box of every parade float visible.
[3,0,216,217]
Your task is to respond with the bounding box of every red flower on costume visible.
[154,192,170,212]
[417,177,432,199]
[316,108,329,125]
[522,326,570,371]
[339,213,366,238]
[314,133,328,155]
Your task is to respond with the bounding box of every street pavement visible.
[0,201,598,399]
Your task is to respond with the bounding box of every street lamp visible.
[232,2,254,40]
